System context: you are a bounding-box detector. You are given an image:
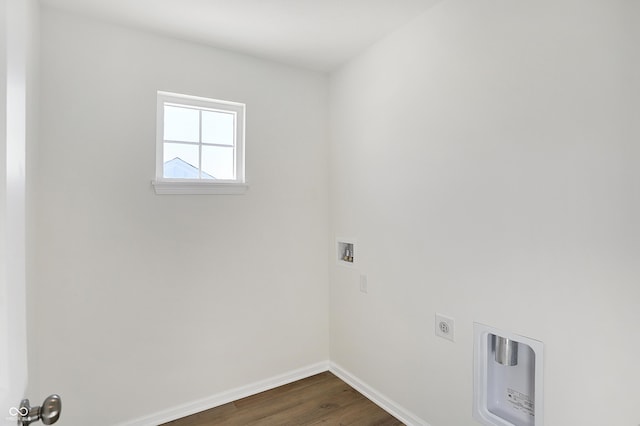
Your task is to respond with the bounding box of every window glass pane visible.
[202,110,235,146]
[164,105,199,142]
[163,143,200,178]
[202,145,234,180]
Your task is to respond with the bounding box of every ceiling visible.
[39,0,442,72]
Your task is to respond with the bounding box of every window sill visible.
[152,180,249,195]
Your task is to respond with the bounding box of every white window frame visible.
[152,91,248,195]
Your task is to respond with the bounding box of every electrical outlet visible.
[435,313,455,342]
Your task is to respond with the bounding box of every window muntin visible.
[155,91,245,188]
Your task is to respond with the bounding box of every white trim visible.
[329,362,431,426]
[152,180,249,195]
[113,361,428,426]
[114,361,330,426]
[158,91,245,109]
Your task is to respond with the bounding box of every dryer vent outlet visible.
[435,314,455,342]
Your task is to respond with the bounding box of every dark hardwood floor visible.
[161,371,404,425]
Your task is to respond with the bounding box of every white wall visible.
[329,1,640,425]
[36,7,329,425]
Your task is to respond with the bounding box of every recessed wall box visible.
[336,238,356,267]
[473,323,544,426]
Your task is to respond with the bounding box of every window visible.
[152,91,247,194]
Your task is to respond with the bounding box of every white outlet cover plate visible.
[435,313,455,342]
[359,274,368,293]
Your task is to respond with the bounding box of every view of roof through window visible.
[163,157,215,179]
[162,103,236,180]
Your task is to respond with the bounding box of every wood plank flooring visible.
[161,372,404,426]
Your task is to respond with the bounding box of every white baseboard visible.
[115,360,430,426]
[115,361,330,426]
[329,362,431,426]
